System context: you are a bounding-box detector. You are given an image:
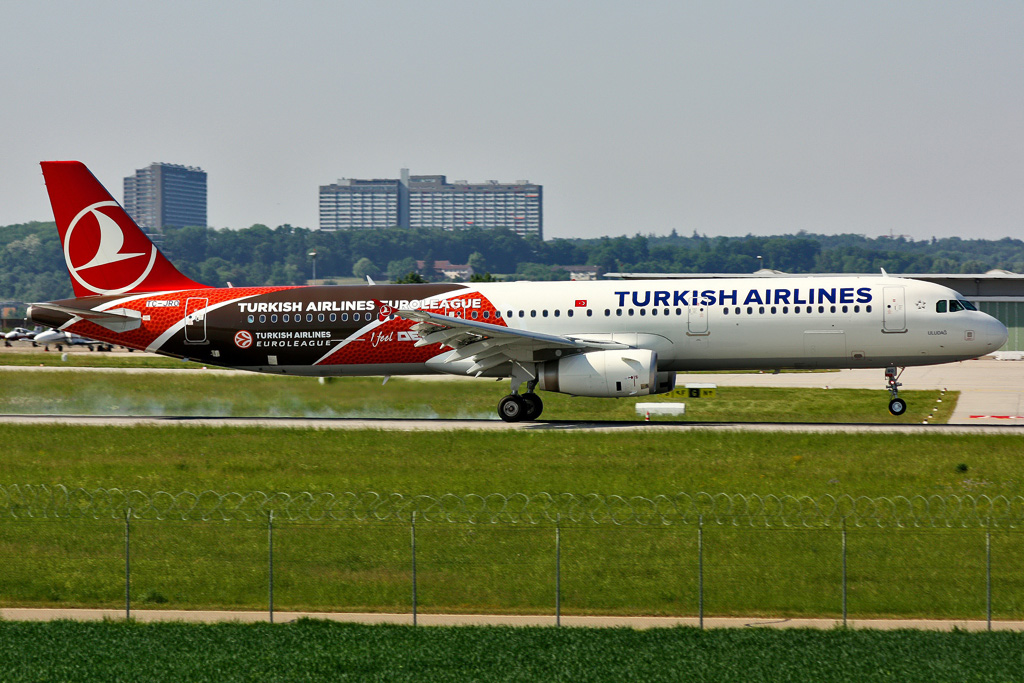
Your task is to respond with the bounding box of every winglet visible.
[40,161,209,296]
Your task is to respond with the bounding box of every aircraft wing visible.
[28,302,142,333]
[393,307,629,376]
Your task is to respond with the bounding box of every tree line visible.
[3,220,1024,306]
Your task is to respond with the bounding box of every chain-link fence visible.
[2,485,1022,627]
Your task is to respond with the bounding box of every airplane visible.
[27,161,1009,422]
[4,327,38,341]
[32,328,103,351]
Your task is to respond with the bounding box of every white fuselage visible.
[454,275,1006,373]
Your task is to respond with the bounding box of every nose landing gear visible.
[886,366,907,416]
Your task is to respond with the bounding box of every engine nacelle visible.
[537,349,667,398]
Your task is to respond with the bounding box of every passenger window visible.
[782,306,788,314]
[542,310,548,317]
[531,310,537,317]
[866,305,872,313]
[247,315,254,323]
[259,315,266,323]
[306,313,314,322]
[770,306,776,314]
[330,313,336,322]
[283,314,290,323]
[554,310,560,317]
[746,307,753,314]
[271,314,278,323]
[818,306,824,313]
[472,311,479,319]
[616,309,622,316]
[318,313,325,322]
[341,313,349,321]
[830,306,836,313]
[639,309,646,316]
[936,301,947,313]
[628,309,635,316]
[723,308,729,315]
[759,306,765,314]
[854,305,860,313]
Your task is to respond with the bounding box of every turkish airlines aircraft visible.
[29,161,1008,421]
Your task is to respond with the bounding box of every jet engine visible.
[537,349,674,398]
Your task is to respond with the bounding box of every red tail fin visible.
[40,161,209,297]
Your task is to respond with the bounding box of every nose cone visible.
[988,315,1009,349]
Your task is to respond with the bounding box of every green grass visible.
[0,368,954,423]
[1,621,1024,683]
[2,426,1024,618]
[0,350,200,369]
[0,426,1015,495]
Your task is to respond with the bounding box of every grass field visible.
[0,349,194,369]
[0,368,954,423]
[2,425,1024,618]
[1,620,1023,682]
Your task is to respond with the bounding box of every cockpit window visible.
[948,300,964,312]
[959,299,977,311]
[936,301,947,313]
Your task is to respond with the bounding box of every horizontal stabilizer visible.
[28,302,142,333]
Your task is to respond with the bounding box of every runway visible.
[1,413,1023,434]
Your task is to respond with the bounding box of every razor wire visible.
[3,485,1024,529]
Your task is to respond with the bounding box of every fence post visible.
[698,514,704,630]
[986,522,992,631]
[555,516,561,627]
[842,519,847,627]
[124,507,131,620]
[268,510,274,624]
[411,511,418,627]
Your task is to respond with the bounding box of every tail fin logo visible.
[65,201,157,295]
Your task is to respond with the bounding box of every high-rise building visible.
[319,169,542,238]
[124,163,207,232]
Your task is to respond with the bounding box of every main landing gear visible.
[497,363,544,423]
[498,392,544,422]
[885,366,907,416]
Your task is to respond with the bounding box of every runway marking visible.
[970,415,1024,419]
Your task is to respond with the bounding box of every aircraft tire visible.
[522,393,544,421]
[498,394,526,423]
[888,398,907,416]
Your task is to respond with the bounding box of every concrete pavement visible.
[3,607,1022,632]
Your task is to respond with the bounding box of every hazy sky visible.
[2,1,1022,240]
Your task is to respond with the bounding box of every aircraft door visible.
[882,286,906,332]
[687,305,709,335]
[184,297,209,343]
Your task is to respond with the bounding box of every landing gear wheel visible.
[498,394,527,422]
[521,393,544,421]
[888,398,907,416]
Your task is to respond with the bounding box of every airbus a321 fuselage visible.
[29,161,1009,421]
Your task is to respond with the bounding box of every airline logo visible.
[234,330,253,349]
[64,201,157,295]
[575,299,587,307]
